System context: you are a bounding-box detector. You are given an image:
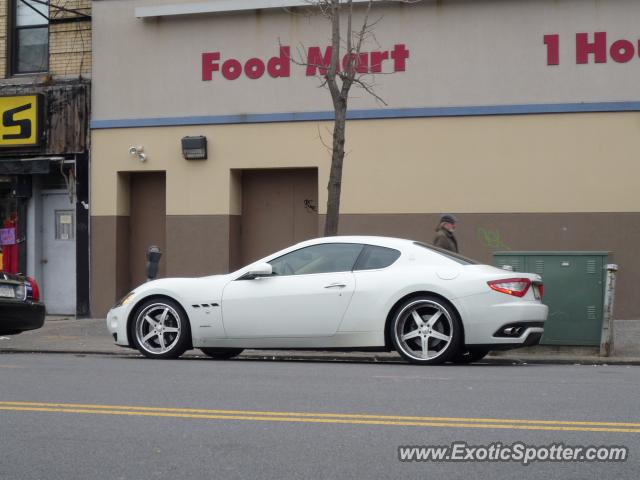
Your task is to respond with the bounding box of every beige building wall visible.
[92,0,640,122]
[91,112,640,217]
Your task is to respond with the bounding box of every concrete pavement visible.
[1,316,639,364]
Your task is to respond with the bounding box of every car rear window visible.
[413,242,479,265]
[355,245,401,270]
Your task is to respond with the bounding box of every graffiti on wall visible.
[477,227,511,251]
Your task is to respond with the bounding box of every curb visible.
[2,348,640,365]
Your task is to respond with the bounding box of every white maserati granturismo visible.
[106,236,547,365]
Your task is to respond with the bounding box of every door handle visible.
[324,283,347,289]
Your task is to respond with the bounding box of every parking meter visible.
[146,245,162,281]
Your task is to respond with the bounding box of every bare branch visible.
[316,124,333,154]
[351,76,388,105]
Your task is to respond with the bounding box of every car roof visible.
[294,236,416,250]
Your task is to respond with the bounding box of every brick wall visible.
[0,0,91,79]
[0,0,7,78]
[49,0,92,78]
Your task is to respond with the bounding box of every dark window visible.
[11,1,49,74]
[413,242,479,265]
[355,245,401,270]
[269,243,364,276]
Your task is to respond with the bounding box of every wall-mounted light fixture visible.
[129,145,147,162]
[181,136,207,160]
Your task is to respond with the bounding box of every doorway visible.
[41,191,76,314]
[239,168,318,265]
[129,172,166,289]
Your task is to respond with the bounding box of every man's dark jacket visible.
[433,227,459,253]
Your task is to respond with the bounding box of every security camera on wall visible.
[128,146,146,162]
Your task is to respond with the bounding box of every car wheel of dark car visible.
[131,298,191,359]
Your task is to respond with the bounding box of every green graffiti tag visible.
[477,227,511,251]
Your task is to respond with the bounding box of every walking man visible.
[433,214,459,253]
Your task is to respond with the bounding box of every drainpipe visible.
[600,264,618,357]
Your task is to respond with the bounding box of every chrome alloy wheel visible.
[394,299,454,362]
[135,303,183,355]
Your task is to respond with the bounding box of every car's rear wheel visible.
[391,295,461,365]
[132,298,190,359]
[199,348,244,360]
[450,347,490,364]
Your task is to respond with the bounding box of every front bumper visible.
[106,305,131,346]
[0,300,46,334]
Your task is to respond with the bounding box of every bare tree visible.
[290,0,416,236]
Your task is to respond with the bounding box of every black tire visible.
[131,298,191,359]
[449,347,490,364]
[390,295,462,365]
[199,348,244,360]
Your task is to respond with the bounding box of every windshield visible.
[413,242,479,265]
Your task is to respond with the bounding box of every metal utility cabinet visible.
[493,252,609,346]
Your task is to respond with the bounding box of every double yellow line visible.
[1,401,639,433]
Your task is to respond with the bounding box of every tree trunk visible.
[325,97,347,236]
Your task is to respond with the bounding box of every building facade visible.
[91,0,640,319]
[0,1,91,315]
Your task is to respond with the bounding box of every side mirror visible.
[243,262,273,279]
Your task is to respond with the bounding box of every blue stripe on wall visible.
[90,101,640,129]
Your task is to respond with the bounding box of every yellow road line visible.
[1,401,638,428]
[0,402,638,433]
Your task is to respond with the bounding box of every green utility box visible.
[493,252,609,346]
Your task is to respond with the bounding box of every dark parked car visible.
[0,272,45,335]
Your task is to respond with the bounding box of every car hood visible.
[129,274,232,306]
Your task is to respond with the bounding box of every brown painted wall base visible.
[165,215,238,277]
[91,212,640,319]
[90,215,130,319]
[91,214,239,318]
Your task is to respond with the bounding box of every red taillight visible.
[488,278,531,297]
[26,276,40,302]
[537,284,544,300]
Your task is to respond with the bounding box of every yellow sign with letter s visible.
[0,95,41,147]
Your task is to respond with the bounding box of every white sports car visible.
[106,236,547,365]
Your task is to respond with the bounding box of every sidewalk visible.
[1,316,639,365]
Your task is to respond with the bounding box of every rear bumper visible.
[455,292,548,346]
[0,301,46,334]
[471,330,544,351]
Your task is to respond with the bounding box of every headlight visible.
[115,291,136,307]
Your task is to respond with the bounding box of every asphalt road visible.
[0,353,638,480]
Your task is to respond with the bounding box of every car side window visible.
[354,245,401,271]
[269,243,364,276]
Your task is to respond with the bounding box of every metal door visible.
[42,191,76,314]
[240,169,318,266]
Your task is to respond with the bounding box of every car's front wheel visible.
[199,348,244,360]
[131,298,191,359]
[391,295,461,365]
